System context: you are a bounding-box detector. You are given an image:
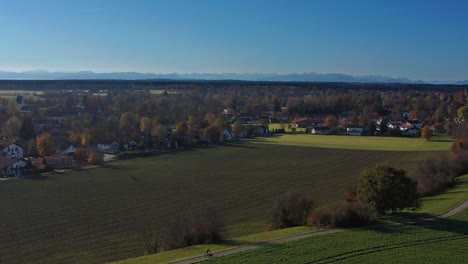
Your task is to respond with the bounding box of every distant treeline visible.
[0,79,466,92]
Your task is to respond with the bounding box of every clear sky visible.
[0,0,467,81]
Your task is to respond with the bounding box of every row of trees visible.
[3,83,466,145]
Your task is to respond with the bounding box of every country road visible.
[174,200,468,264]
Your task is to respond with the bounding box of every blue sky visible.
[0,0,467,81]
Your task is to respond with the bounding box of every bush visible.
[268,191,314,229]
[333,203,376,227]
[307,203,375,228]
[412,155,462,195]
[307,210,334,228]
[450,137,468,160]
[162,210,223,250]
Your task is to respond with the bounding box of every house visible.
[97,141,120,154]
[44,155,73,169]
[2,143,27,175]
[400,124,420,137]
[311,126,331,135]
[124,140,138,151]
[346,125,365,136]
[0,156,21,177]
[292,117,314,128]
[3,143,24,158]
[387,121,402,130]
[62,145,76,156]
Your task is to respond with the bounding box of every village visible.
[0,88,452,178]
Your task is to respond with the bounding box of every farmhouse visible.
[2,143,27,176]
[3,143,24,158]
[346,125,365,136]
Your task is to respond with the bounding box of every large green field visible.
[258,134,452,151]
[0,139,449,264]
[210,208,468,264]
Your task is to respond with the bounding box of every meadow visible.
[0,139,450,264]
[258,134,452,151]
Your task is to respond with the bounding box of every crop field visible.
[257,134,452,151]
[116,174,468,264]
[0,140,445,264]
[210,207,468,264]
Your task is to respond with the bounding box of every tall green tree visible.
[357,164,420,215]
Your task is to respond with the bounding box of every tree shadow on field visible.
[224,141,257,149]
[372,216,468,236]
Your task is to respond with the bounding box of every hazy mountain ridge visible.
[0,70,463,84]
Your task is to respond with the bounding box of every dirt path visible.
[439,200,468,218]
[174,200,468,264]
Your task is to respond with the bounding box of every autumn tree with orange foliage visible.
[37,133,56,156]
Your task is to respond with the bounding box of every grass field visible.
[419,175,468,215]
[257,134,452,151]
[210,207,468,263]
[0,140,440,264]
